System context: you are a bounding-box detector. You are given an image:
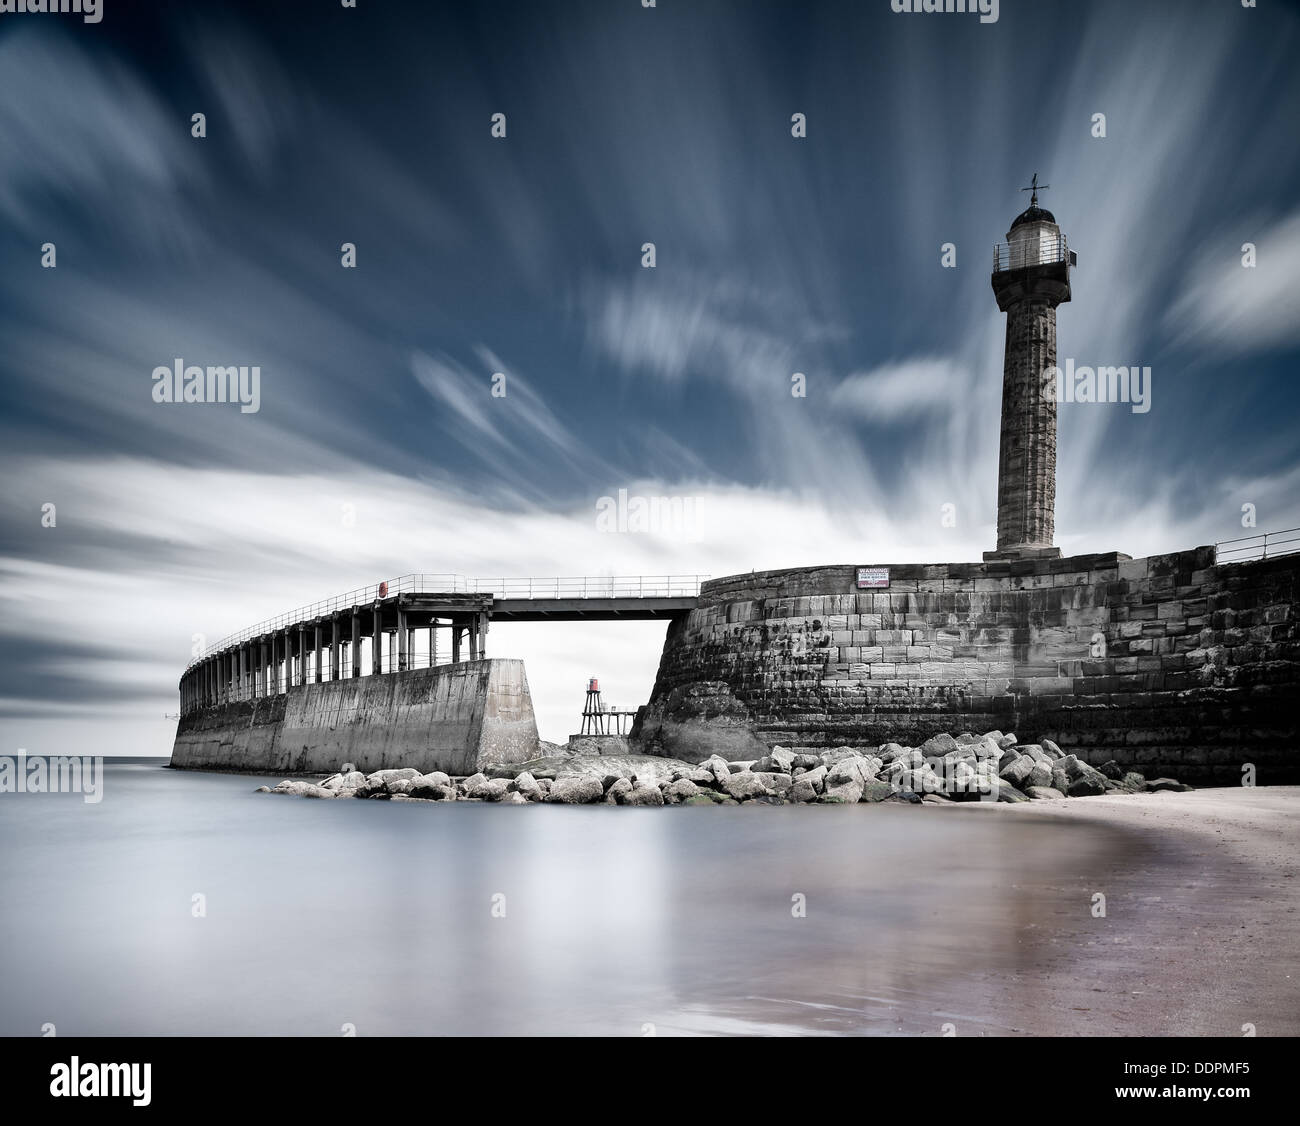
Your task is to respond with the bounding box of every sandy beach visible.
[929,786,1300,1036]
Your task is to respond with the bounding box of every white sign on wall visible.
[856,567,890,589]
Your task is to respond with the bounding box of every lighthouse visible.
[984,175,1075,561]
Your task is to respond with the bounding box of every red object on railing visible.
[378,581,388,597]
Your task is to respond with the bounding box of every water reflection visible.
[0,762,1130,1036]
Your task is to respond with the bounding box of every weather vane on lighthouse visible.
[1020,172,1050,207]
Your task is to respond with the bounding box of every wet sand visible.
[911,786,1300,1036]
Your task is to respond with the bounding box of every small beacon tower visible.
[984,175,1075,561]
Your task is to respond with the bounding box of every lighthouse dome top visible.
[1010,203,1057,231]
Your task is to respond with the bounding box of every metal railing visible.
[186,574,708,669]
[993,234,1071,273]
[1215,528,1300,564]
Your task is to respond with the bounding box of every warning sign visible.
[856,567,889,589]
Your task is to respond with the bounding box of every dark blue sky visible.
[2,0,1298,745]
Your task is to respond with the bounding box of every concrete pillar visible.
[468,617,479,661]
[314,624,323,684]
[239,646,247,700]
[352,612,362,678]
[372,607,383,674]
[331,617,341,681]
[428,624,436,667]
[478,612,489,660]
[398,609,408,672]
[452,622,461,663]
[387,630,396,672]
[284,628,293,692]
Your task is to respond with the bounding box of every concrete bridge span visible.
[169,575,702,775]
[175,574,703,717]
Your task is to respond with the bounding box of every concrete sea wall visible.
[170,658,539,776]
[634,547,1300,784]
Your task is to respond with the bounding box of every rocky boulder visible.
[546,775,605,804]
[721,772,770,801]
[622,781,666,806]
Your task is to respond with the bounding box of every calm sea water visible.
[0,759,1132,1036]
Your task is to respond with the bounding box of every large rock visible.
[368,768,421,785]
[1099,759,1126,780]
[753,748,796,774]
[546,775,605,804]
[796,765,828,794]
[662,778,701,804]
[467,777,511,802]
[1041,739,1064,758]
[753,771,793,794]
[788,778,819,803]
[920,733,959,757]
[827,755,877,788]
[701,755,733,787]
[604,778,633,803]
[820,746,870,769]
[999,754,1035,788]
[993,779,1030,803]
[1026,785,1065,800]
[1050,766,1070,795]
[671,767,716,786]
[1026,759,1054,790]
[721,772,770,801]
[1145,777,1193,793]
[860,780,895,803]
[824,780,864,804]
[496,754,694,787]
[1017,744,1051,765]
[791,753,821,770]
[622,781,666,806]
[877,743,908,763]
[946,760,994,801]
[508,772,542,801]
[270,780,335,799]
[1067,775,1106,797]
[898,767,942,795]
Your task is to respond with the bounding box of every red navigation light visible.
[588,677,599,692]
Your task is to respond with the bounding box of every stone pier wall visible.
[170,658,539,776]
[633,547,1300,784]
